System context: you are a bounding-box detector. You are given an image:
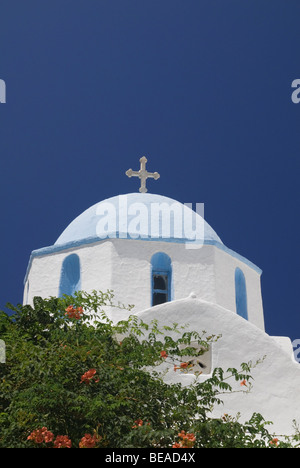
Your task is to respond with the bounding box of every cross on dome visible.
[126,156,160,193]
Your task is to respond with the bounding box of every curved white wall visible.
[136,296,299,436]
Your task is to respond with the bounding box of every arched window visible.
[235,267,248,320]
[59,254,81,297]
[151,252,172,306]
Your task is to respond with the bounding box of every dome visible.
[55,193,223,247]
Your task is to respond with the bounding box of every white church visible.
[23,157,300,437]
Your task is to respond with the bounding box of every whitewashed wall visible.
[24,238,264,330]
[136,296,299,437]
[214,247,265,330]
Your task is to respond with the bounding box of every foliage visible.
[0,290,298,448]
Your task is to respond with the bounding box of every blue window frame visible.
[151,252,172,306]
[59,254,81,298]
[235,267,248,320]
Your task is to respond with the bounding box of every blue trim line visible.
[24,234,262,285]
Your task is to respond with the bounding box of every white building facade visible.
[24,193,264,326]
[23,191,300,436]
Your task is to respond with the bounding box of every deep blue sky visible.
[0,1,299,342]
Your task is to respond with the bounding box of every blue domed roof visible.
[55,193,223,247]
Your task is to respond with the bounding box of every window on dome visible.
[151,252,172,307]
[235,267,248,320]
[59,254,81,298]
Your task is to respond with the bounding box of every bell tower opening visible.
[151,252,172,306]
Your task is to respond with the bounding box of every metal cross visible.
[126,156,160,193]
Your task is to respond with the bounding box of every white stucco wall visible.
[25,241,113,304]
[109,240,217,321]
[79,241,113,293]
[136,296,299,437]
[25,251,64,302]
[24,238,264,330]
[214,248,265,330]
